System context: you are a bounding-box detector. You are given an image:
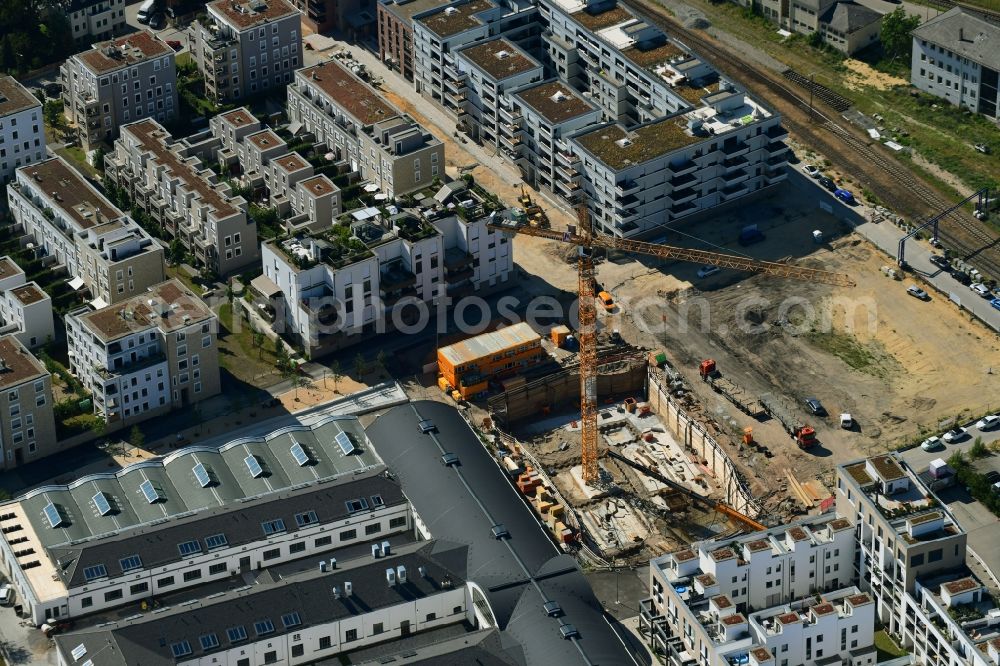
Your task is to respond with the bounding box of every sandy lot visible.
[843,59,908,92]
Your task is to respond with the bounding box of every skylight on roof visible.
[205,533,228,550]
[199,633,220,650]
[290,439,309,466]
[92,491,112,516]
[226,626,248,643]
[71,644,87,660]
[82,564,108,581]
[262,518,286,536]
[281,612,302,628]
[245,455,264,478]
[193,462,211,488]
[43,502,63,528]
[178,540,202,556]
[171,640,192,658]
[119,554,142,573]
[139,479,160,503]
[253,619,275,636]
[335,431,355,455]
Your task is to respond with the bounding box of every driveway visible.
[123,1,189,54]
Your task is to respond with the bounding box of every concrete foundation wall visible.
[646,367,762,520]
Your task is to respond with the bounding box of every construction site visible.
[417,162,1000,568]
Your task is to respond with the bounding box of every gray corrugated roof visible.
[16,416,379,550]
[912,7,999,68]
[819,1,883,33]
[50,470,406,588]
[55,539,467,666]
[365,401,637,666]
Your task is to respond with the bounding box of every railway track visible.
[629,0,1000,280]
[781,69,852,112]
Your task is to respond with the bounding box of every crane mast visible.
[576,204,600,483]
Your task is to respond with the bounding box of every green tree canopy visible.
[882,8,921,60]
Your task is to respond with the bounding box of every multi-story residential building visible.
[911,7,1000,120]
[7,157,165,305]
[0,335,57,469]
[65,279,220,427]
[0,257,53,350]
[290,0,365,34]
[60,31,177,152]
[68,0,127,43]
[287,59,445,198]
[258,182,511,357]
[0,415,409,624]
[378,0,451,80]
[189,0,302,105]
[105,119,260,275]
[0,76,45,187]
[411,0,790,237]
[835,455,968,640]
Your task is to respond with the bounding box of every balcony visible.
[444,73,466,92]
[445,89,466,107]
[767,140,788,155]
[721,141,749,158]
[555,162,579,181]
[615,180,639,196]
[615,207,639,223]
[766,125,789,140]
[764,167,787,185]
[670,171,698,189]
[671,200,698,218]
[723,169,749,185]
[671,187,697,204]
[669,159,697,176]
[721,182,749,198]
[498,105,521,123]
[381,286,418,307]
[556,150,580,167]
[499,132,521,149]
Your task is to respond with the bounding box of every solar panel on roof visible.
[245,455,264,478]
[43,502,63,528]
[92,491,112,516]
[139,479,160,504]
[290,440,309,466]
[335,431,355,455]
[193,462,211,488]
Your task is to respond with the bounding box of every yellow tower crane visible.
[489,206,854,484]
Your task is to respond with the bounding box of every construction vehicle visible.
[793,426,817,449]
[518,185,549,228]
[759,394,818,449]
[489,207,854,484]
[606,450,766,532]
[698,359,765,417]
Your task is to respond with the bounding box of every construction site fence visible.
[646,367,763,521]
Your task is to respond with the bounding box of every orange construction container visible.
[437,322,546,400]
[624,397,637,413]
[437,376,450,392]
[550,325,571,346]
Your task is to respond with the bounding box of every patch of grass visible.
[874,629,908,661]
[805,330,899,378]
[55,146,99,179]
[217,303,282,386]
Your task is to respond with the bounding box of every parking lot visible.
[123,1,189,54]
[899,422,1000,586]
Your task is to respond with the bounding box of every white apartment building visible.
[68,0,127,43]
[105,119,260,275]
[190,0,302,105]
[0,76,45,187]
[7,156,166,305]
[642,515,859,665]
[54,539,469,666]
[287,59,445,198]
[60,31,177,152]
[0,257,53,350]
[7,157,166,304]
[911,7,1000,121]
[0,335,57,470]
[259,182,511,357]
[64,279,220,426]
[411,0,789,237]
[0,416,409,624]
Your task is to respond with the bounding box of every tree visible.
[881,8,921,60]
[807,30,824,49]
[225,280,235,304]
[969,436,989,460]
[329,360,341,391]
[376,349,389,377]
[253,330,265,359]
[168,239,186,266]
[354,353,366,378]
[92,147,107,174]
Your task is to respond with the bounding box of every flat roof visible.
[0,335,47,390]
[208,0,299,29]
[417,0,496,38]
[0,75,40,117]
[366,402,637,665]
[218,107,258,128]
[438,322,540,366]
[622,41,685,68]
[272,152,310,173]
[297,60,397,126]
[382,0,451,23]
[299,174,339,196]
[55,540,462,666]
[869,454,906,481]
[10,283,47,306]
[514,81,596,125]
[245,128,285,151]
[459,39,538,80]
[0,257,23,281]
[571,3,633,30]
[17,157,123,230]
[77,31,173,75]
[123,119,238,218]
[573,119,701,171]
[76,279,214,342]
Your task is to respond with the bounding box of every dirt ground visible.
[842,59,908,92]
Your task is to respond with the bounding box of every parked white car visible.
[943,427,968,443]
[921,436,943,451]
[976,414,1000,431]
[803,164,821,178]
[971,283,991,298]
[0,583,12,606]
